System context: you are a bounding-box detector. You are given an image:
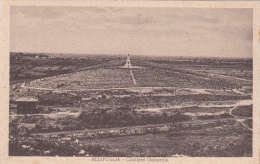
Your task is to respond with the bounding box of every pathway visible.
[229,106,252,131]
[129,69,137,85]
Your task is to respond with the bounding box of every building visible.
[16,97,38,114]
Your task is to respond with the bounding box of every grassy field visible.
[146,59,252,80]
[232,105,252,117]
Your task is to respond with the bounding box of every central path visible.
[129,69,137,85]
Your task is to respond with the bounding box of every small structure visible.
[120,54,142,69]
[16,97,38,114]
[124,54,132,68]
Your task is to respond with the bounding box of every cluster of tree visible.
[10,106,192,136]
[78,107,190,128]
[38,92,81,106]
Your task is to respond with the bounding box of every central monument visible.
[120,54,141,69]
[124,54,132,68]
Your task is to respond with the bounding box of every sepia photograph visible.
[7,5,254,158]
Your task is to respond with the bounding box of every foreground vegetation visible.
[10,107,191,135]
[9,131,252,157]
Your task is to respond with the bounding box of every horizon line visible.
[10,51,253,59]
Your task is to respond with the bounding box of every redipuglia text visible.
[92,157,120,161]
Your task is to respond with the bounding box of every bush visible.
[172,135,252,157]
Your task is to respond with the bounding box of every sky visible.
[10,7,253,58]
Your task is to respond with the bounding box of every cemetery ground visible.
[9,53,253,157]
